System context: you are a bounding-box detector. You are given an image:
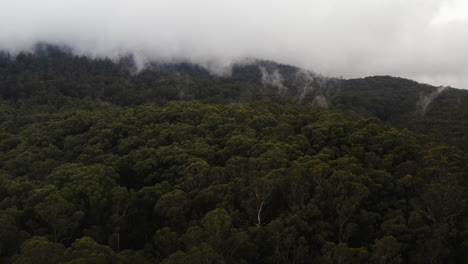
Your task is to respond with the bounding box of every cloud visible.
[259,66,287,92]
[0,0,467,88]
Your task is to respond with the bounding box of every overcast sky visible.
[1,0,467,88]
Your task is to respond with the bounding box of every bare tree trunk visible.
[117,226,120,250]
[257,200,265,227]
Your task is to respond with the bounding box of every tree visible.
[65,236,119,264]
[241,175,276,227]
[323,170,369,243]
[13,236,65,264]
[321,242,368,264]
[108,187,132,250]
[265,218,309,264]
[162,243,224,264]
[0,210,28,261]
[35,194,83,243]
[370,236,402,264]
[154,189,191,229]
[416,146,467,228]
[154,227,180,258]
[45,163,117,224]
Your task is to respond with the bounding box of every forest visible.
[0,46,467,263]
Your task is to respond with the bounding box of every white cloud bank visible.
[0,0,467,88]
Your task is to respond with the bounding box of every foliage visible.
[0,49,467,263]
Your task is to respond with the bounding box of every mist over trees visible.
[0,49,467,263]
[2,0,468,88]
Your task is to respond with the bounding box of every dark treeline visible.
[1,46,467,148]
[0,48,467,263]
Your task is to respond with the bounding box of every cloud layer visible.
[1,0,467,88]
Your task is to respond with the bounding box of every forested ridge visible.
[2,45,467,148]
[0,47,467,263]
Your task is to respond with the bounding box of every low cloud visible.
[1,0,467,88]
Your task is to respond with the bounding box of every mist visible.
[1,0,467,88]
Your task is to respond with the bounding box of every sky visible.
[0,0,467,88]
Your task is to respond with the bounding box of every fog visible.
[1,0,467,88]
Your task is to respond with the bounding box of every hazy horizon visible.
[1,0,467,88]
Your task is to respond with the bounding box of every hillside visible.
[0,47,467,263]
[1,46,467,148]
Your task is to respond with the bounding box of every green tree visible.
[13,236,65,264]
[154,189,191,229]
[65,236,119,264]
[35,194,83,243]
[370,236,402,264]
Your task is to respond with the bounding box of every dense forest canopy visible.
[1,45,467,148]
[0,46,467,263]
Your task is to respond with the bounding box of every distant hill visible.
[1,44,467,148]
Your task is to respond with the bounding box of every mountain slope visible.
[1,48,467,148]
[0,46,468,263]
